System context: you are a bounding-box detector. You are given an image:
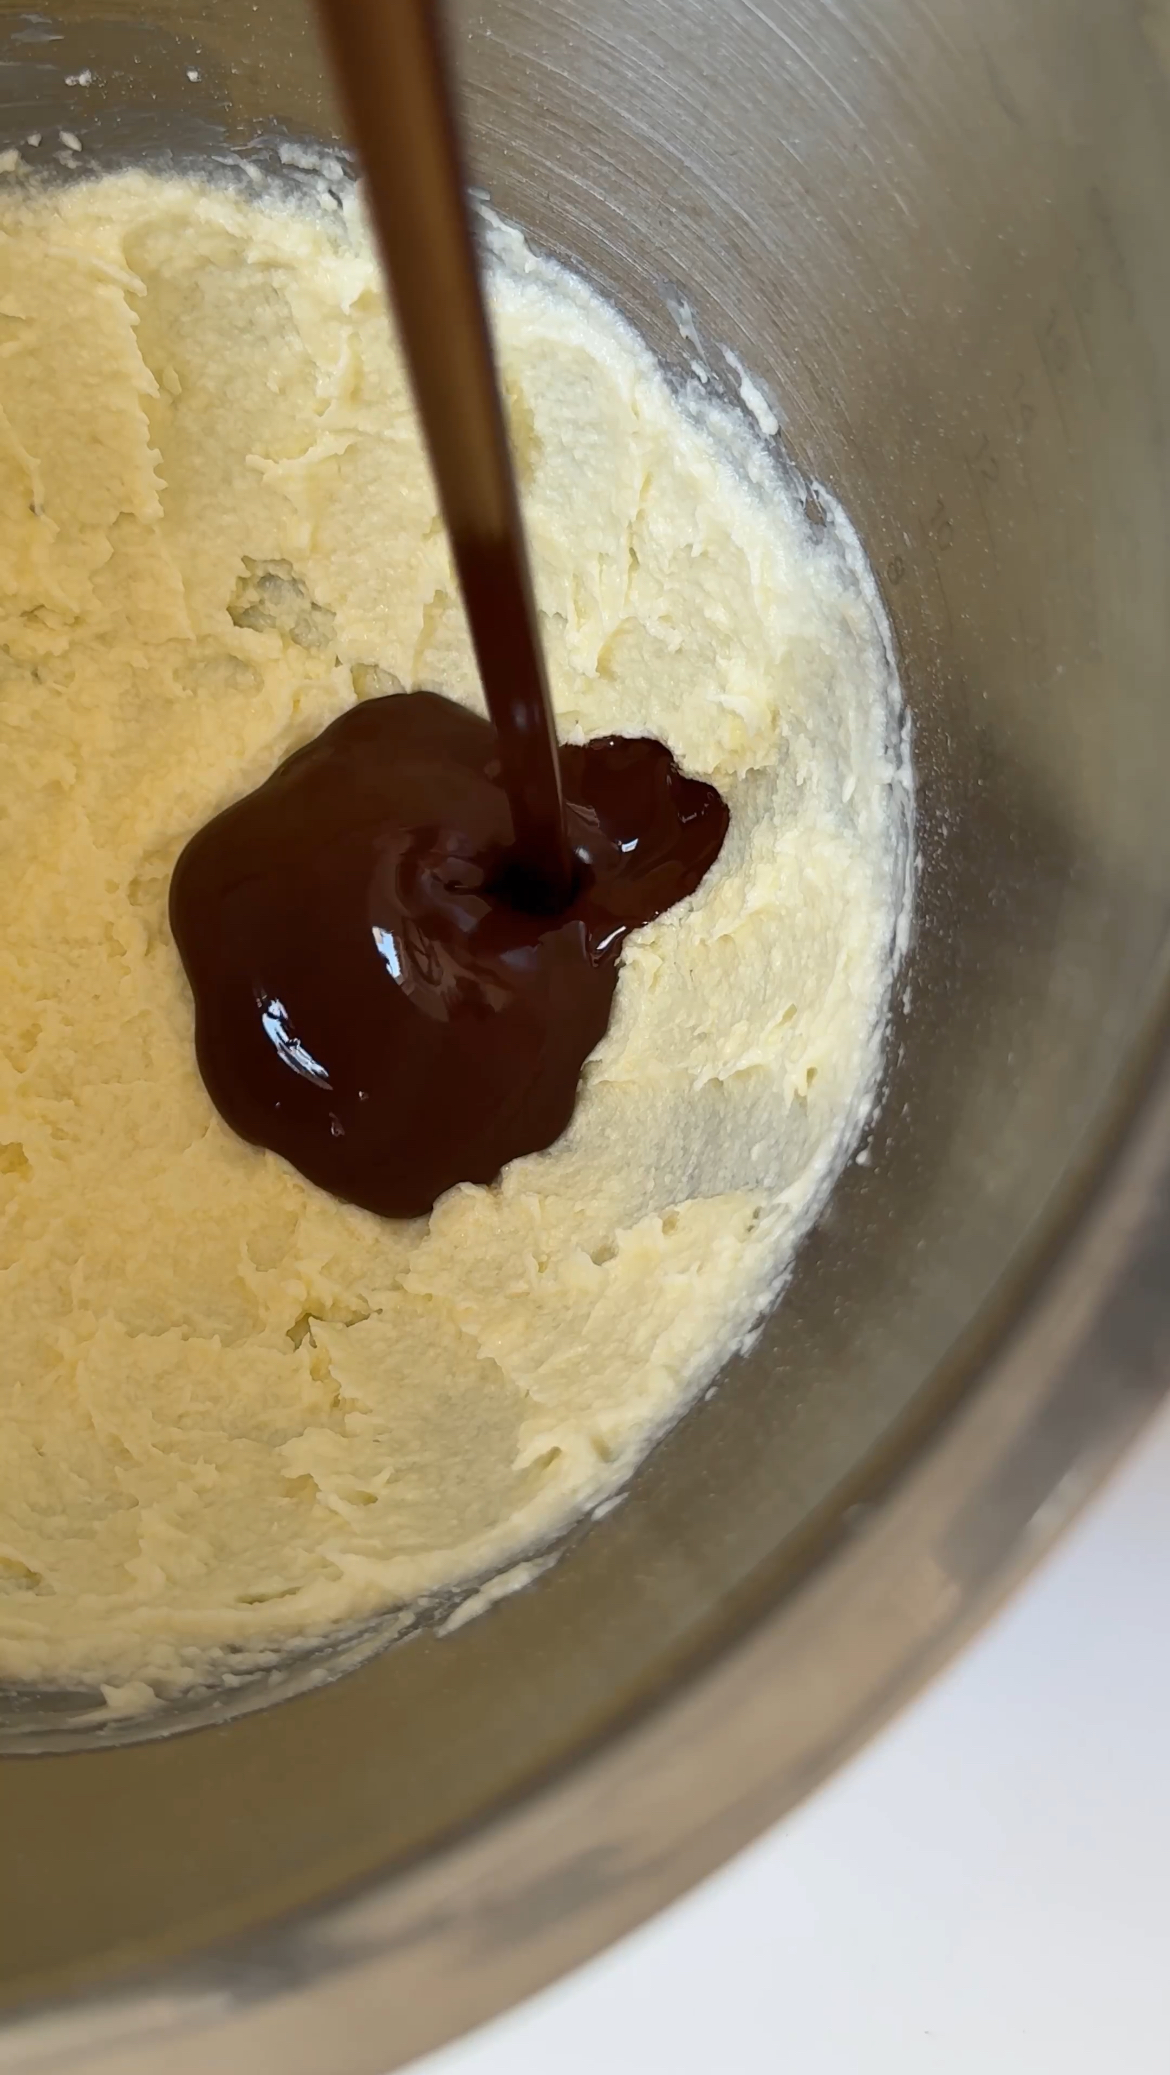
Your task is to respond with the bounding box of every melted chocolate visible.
[170,692,728,1219]
[172,0,729,1216]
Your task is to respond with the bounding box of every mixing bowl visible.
[2,1,1170,2069]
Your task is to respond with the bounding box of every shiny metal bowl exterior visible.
[2,1,1170,2068]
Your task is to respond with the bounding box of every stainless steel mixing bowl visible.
[2,1,1170,2068]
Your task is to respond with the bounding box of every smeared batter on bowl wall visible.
[0,172,910,1700]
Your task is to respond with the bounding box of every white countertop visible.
[416,1397,1170,2074]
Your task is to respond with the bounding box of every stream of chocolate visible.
[170,0,729,1216]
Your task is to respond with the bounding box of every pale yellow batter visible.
[0,172,909,1700]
